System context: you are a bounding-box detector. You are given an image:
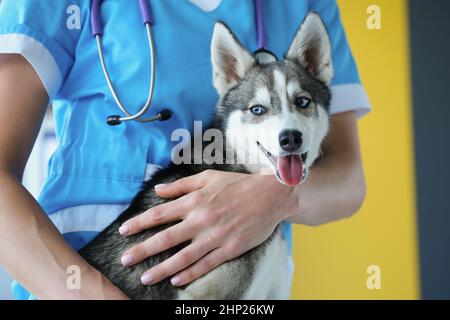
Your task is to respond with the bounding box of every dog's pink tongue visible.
[277,154,303,186]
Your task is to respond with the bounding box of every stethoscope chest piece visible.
[253,48,278,65]
[106,110,172,126]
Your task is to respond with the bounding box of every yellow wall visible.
[291,0,420,299]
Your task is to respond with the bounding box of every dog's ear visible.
[211,22,256,96]
[286,12,333,84]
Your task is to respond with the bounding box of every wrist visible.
[257,173,300,223]
[61,266,128,300]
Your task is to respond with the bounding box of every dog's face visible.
[211,13,333,186]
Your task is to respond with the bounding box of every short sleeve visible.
[309,0,371,118]
[0,0,82,98]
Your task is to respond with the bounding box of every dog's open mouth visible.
[257,141,308,186]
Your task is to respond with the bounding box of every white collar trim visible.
[189,0,223,12]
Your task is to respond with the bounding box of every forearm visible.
[284,150,366,226]
[0,171,127,299]
[0,55,127,299]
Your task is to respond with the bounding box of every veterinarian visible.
[0,0,370,299]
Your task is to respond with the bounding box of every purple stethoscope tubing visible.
[90,0,275,126]
[254,0,266,49]
[92,0,266,47]
[253,0,277,64]
[90,0,102,36]
[91,0,153,36]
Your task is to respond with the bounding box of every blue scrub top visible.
[0,0,370,300]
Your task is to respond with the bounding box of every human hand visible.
[119,170,296,287]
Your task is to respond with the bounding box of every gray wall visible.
[409,0,450,299]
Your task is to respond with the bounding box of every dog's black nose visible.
[279,130,303,152]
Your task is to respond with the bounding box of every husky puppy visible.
[80,12,333,299]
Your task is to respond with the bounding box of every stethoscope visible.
[90,0,277,126]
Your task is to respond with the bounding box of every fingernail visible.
[141,273,154,285]
[171,276,182,286]
[119,224,129,236]
[154,184,167,190]
[121,254,134,267]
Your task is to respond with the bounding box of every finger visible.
[140,242,212,285]
[169,247,228,286]
[154,173,206,198]
[121,222,191,267]
[120,197,187,236]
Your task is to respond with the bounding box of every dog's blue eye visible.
[249,105,267,116]
[295,96,311,109]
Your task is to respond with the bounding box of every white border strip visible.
[49,203,129,234]
[189,0,223,12]
[0,33,62,98]
[330,83,371,118]
[49,164,161,233]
